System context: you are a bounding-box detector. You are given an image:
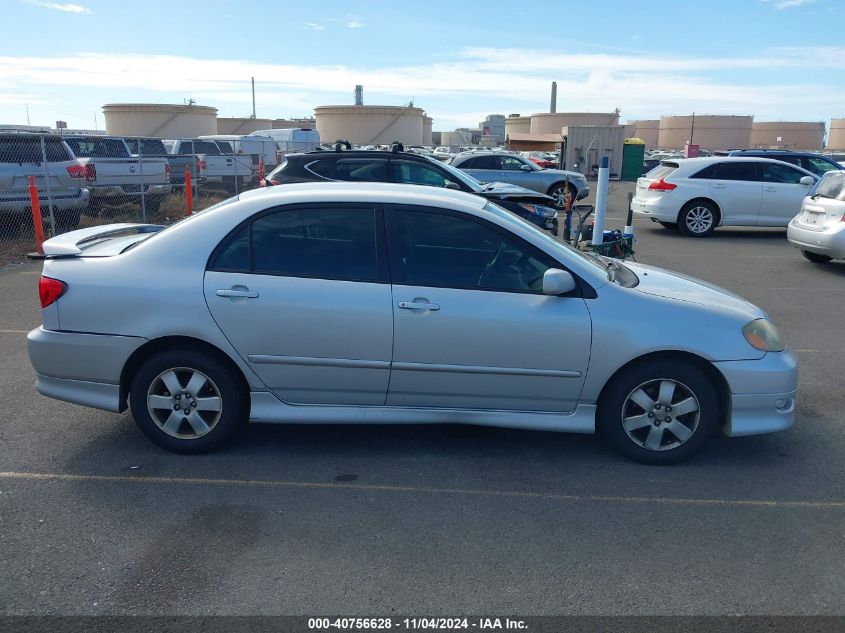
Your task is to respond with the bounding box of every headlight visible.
[742,319,785,352]
[519,203,556,217]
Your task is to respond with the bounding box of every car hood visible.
[538,168,585,180]
[478,182,554,203]
[625,262,766,320]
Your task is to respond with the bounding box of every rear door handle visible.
[763,187,778,192]
[217,288,259,298]
[398,300,440,311]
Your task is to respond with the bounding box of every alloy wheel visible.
[146,367,223,439]
[621,378,700,451]
[685,206,714,234]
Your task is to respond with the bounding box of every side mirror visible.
[799,176,815,186]
[542,268,576,296]
[520,164,532,171]
[444,182,460,190]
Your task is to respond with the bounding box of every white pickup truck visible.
[164,139,253,193]
[63,136,171,214]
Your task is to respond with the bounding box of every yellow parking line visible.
[1,470,843,510]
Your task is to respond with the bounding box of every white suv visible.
[632,157,817,237]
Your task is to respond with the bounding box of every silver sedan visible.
[27,183,797,464]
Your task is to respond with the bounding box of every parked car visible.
[63,135,171,215]
[450,151,590,207]
[198,134,281,172]
[632,157,817,237]
[264,148,560,231]
[523,152,558,169]
[787,170,845,263]
[27,183,797,464]
[164,139,253,193]
[723,149,843,178]
[0,132,89,233]
[124,137,197,187]
[251,128,321,155]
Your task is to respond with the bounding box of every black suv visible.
[265,148,560,232]
[723,149,842,177]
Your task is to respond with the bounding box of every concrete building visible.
[314,105,426,146]
[216,117,274,135]
[530,112,619,135]
[272,118,316,129]
[658,115,753,151]
[628,119,660,148]
[504,115,531,138]
[562,125,626,178]
[441,128,480,146]
[826,118,845,150]
[750,122,825,150]
[102,103,218,138]
[479,114,506,144]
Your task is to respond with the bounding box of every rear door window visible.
[690,164,716,179]
[333,158,387,182]
[460,155,498,169]
[389,160,452,187]
[498,156,528,171]
[713,162,756,181]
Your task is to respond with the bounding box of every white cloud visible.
[302,22,324,30]
[24,0,93,13]
[331,14,366,28]
[762,0,815,10]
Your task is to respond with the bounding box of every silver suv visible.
[0,133,90,233]
[450,151,589,207]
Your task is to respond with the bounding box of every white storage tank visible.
[658,115,753,150]
[314,105,426,146]
[102,103,218,138]
[827,118,845,150]
[628,120,659,148]
[530,112,619,134]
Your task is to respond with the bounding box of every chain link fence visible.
[0,132,263,266]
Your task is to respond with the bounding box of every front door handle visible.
[763,186,778,192]
[398,300,440,311]
[217,288,259,298]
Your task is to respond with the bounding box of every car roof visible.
[236,181,489,210]
[661,156,818,176]
[289,149,437,161]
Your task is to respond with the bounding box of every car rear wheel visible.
[678,201,718,237]
[129,349,247,453]
[801,250,832,264]
[597,360,719,464]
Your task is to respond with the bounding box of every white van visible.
[198,134,280,171]
[251,128,321,155]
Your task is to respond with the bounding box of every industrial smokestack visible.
[355,85,364,106]
[550,81,557,113]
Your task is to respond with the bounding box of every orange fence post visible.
[28,176,46,255]
[258,158,265,187]
[185,166,193,216]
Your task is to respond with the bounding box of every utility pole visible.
[251,77,256,119]
[690,112,696,145]
[26,104,31,126]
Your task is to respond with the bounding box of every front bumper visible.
[787,219,845,259]
[27,327,146,412]
[713,350,799,437]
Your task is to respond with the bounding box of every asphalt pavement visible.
[1,181,844,616]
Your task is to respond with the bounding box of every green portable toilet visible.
[621,138,646,181]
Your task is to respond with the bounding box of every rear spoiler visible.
[41,224,166,256]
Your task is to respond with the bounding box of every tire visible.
[678,201,718,237]
[801,250,832,264]
[658,221,677,230]
[597,359,719,464]
[547,182,577,209]
[129,349,247,454]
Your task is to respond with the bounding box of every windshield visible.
[811,171,845,201]
[426,157,485,192]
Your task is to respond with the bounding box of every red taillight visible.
[67,164,85,179]
[197,159,207,170]
[164,163,172,181]
[39,276,67,309]
[85,163,96,182]
[648,178,677,191]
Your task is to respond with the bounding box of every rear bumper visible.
[0,188,89,212]
[27,327,146,411]
[631,195,678,223]
[787,219,845,259]
[713,350,799,437]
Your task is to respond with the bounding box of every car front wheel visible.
[129,349,247,453]
[548,183,577,209]
[598,360,719,464]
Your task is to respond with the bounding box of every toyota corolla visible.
[27,183,797,464]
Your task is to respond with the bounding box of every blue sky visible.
[1,0,843,131]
